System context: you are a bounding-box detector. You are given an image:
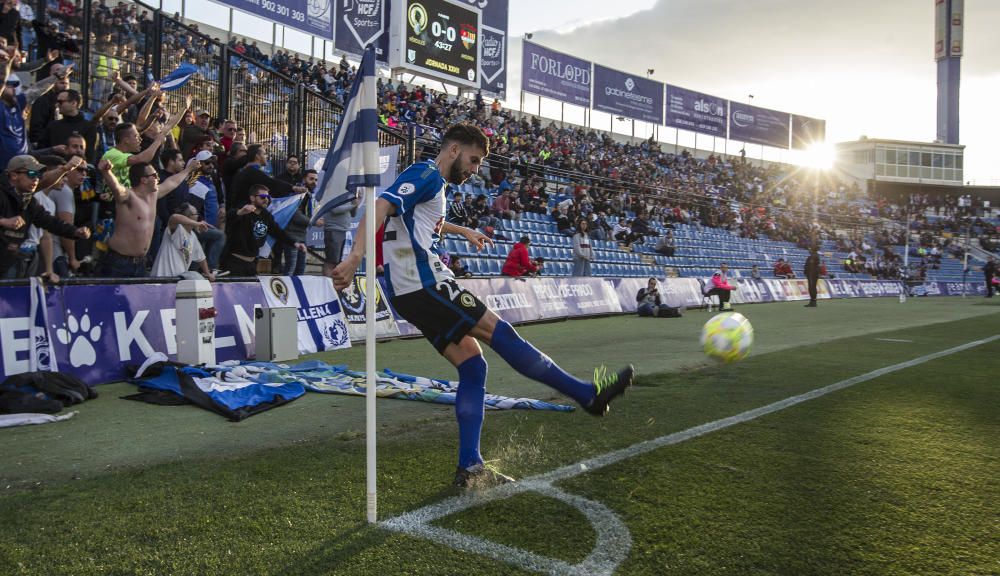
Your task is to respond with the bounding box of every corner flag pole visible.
[365,183,377,524]
[308,43,381,524]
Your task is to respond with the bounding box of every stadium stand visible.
[0,0,994,284]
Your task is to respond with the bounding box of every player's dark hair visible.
[442,124,489,155]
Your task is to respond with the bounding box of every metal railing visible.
[74,0,410,175]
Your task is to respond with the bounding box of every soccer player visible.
[331,124,633,488]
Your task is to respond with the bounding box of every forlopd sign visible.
[521,40,592,107]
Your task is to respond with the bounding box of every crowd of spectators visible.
[2,0,992,286]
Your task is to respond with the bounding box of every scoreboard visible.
[392,0,481,88]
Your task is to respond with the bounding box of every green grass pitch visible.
[1,297,998,575]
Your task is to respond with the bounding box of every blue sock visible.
[456,355,487,469]
[489,320,594,406]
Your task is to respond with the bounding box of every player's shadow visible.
[272,487,457,575]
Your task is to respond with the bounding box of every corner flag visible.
[310,45,381,225]
[308,44,382,525]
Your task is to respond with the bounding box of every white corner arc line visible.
[381,334,1000,575]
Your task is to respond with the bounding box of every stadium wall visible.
[0,277,984,385]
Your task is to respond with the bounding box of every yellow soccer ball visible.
[700,312,754,363]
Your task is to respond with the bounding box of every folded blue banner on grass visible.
[231,360,574,411]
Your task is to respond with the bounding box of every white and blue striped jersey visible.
[379,160,454,297]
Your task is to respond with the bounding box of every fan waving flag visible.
[259,193,306,258]
[158,63,200,91]
[311,45,381,225]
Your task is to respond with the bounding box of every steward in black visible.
[804,246,820,307]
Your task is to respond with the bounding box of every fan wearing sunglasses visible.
[0,155,90,279]
[220,183,304,277]
[95,155,199,278]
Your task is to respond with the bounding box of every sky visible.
[175,0,1000,183]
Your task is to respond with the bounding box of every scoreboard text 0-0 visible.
[403,0,480,88]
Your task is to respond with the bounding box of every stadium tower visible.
[936,0,962,145]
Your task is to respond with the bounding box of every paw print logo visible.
[55,311,102,368]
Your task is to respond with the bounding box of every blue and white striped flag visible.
[259,193,306,258]
[158,63,200,91]
[310,44,381,225]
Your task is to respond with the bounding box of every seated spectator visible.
[447,191,469,226]
[448,254,471,278]
[636,277,678,317]
[655,230,675,256]
[553,206,575,237]
[750,264,761,280]
[491,188,516,220]
[630,214,651,244]
[150,202,214,280]
[612,219,633,246]
[590,212,610,242]
[773,258,795,278]
[704,263,736,311]
[501,235,541,278]
[471,194,497,230]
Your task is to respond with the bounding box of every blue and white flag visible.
[311,44,381,225]
[259,193,305,258]
[29,278,57,372]
[158,62,200,91]
[258,276,352,355]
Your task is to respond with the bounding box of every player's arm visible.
[441,221,493,252]
[330,198,395,291]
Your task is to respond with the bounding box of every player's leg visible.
[391,281,512,486]
[467,310,633,416]
[441,336,488,472]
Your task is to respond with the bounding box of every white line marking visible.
[381,335,1000,575]
[876,338,915,343]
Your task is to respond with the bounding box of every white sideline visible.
[380,334,1000,576]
